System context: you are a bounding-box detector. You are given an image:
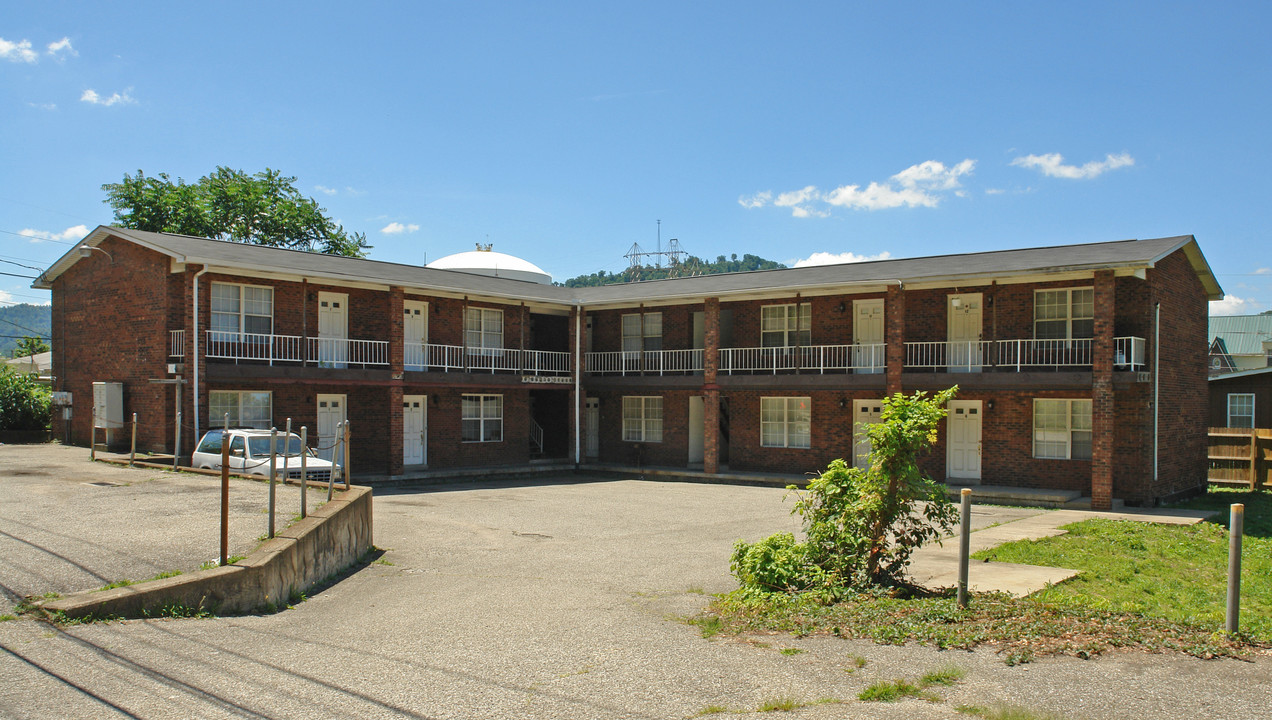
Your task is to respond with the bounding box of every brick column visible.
[388,385,404,477]
[1091,270,1116,510]
[704,297,720,474]
[885,284,906,396]
[569,306,580,462]
[387,287,405,477]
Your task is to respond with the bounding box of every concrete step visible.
[943,483,1082,508]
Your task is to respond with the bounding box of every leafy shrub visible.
[731,388,959,597]
[0,366,51,431]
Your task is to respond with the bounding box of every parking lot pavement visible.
[1,451,1269,719]
[0,443,306,614]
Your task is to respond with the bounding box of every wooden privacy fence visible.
[1207,427,1272,489]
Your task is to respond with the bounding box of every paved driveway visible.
[1,448,1268,719]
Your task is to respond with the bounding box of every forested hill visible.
[0,304,52,357]
[560,253,786,287]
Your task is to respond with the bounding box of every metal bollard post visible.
[90,406,97,461]
[220,412,230,566]
[284,417,293,485]
[328,422,340,502]
[1227,503,1244,635]
[343,420,352,490]
[129,412,137,467]
[174,411,182,471]
[268,427,278,539]
[300,426,308,519]
[958,488,972,609]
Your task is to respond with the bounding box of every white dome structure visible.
[426,247,552,284]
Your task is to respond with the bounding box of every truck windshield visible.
[246,435,306,458]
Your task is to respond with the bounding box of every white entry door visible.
[947,293,983,373]
[584,397,600,459]
[852,399,884,469]
[688,396,705,465]
[318,292,349,367]
[403,395,426,466]
[316,394,347,464]
[853,299,885,373]
[404,300,428,369]
[947,400,982,482]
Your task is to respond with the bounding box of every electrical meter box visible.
[92,382,124,446]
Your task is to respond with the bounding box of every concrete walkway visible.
[909,505,1218,595]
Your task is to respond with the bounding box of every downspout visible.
[574,303,582,466]
[192,266,209,448]
[1154,301,1160,485]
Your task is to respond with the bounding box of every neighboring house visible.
[4,351,52,377]
[1208,314,1272,375]
[1209,366,1272,429]
[34,227,1222,509]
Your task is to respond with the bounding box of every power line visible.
[0,317,49,337]
[0,258,45,271]
[0,228,76,245]
[0,271,38,279]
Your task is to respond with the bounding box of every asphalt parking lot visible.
[1,444,1269,719]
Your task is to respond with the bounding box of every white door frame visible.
[318,292,349,367]
[316,394,347,463]
[853,299,885,374]
[946,400,983,482]
[403,394,427,467]
[404,300,428,369]
[852,399,884,469]
[688,396,705,465]
[584,397,600,459]
[947,293,983,373]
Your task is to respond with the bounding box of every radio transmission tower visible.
[624,220,689,281]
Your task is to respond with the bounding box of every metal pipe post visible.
[300,426,308,519]
[958,488,972,609]
[343,420,352,489]
[220,413,230,565]
[90,405,96,461]
[174,411,182,471]
[1226,503,1244,635]
[129,412,137,466]
[328,422,339,501]
[284,417,292,486]
[268,427,277,539]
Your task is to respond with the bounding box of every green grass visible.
[693,706,729,716]
[920,663,966,687]
[706,588,1253,663]
[779,647,804,656]
[0,614,16,622]
[858,679,924,702]
[756,695,800,712]
[956,704,1070,720]
[974,488,1272,642]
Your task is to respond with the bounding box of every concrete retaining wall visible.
[44,485,373,619]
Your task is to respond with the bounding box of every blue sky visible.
[2,2,1270,315]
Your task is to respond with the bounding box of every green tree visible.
[732,387,960,597]
[102,167,370,257]
[12,336,50,358]
[0,365,51,431]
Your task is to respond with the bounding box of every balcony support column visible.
[1091,270,1116,510]
[389,286,405,375]
[704,297,720,474]
[885,283,905,395]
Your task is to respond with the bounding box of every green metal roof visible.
[1208,314,1272,355]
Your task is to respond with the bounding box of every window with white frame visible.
[1228,393,1255,429]
[761,303,811,347]
[760,397,811,449]
[208,391,272,429]
[464,308,503,354]
[461,394,503,442]
[210,282,273,337]
[622,396,663,442]
[1034,288,1093,340]
[621,312,663,353]
[1033,399,1092,459]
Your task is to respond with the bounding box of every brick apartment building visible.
[35,227,1222,508]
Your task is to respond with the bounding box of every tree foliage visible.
[0,365,51,431]
[13,336,50,358]
[732,387,960,599]
[560,253,785,287]
[102,167,370,257]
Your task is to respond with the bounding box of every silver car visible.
[191,428,335,481]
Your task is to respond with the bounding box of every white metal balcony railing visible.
[904,337,1147,371]
[309,337,390,367]
[585,349,705,375]
[205,331,304,364]
[407,344,572,375]
[717,344,886,375]
[169,329,185,358]
[904,341,994,371]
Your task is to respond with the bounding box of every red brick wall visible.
[588,305,697,352]
[51,234,175,451]
[1148,247,1210,501]
[1208,374,1272,427]
[591,389,694,467]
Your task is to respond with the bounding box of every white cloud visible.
[792,250,893,268]
[20,224,89,243]
[1253,268,1270,275]
[0,290,13,304]
[380,222,420,235]
[1209,294,1264,316]
[345,186,367,197]
[985,188,1005,195]
[741,159,976,217]
[314,185,338,195]
[1010,152,1135,179]
[0,37,38,63]
[27,102,57,110]
[46,37,76,59]
[81,88,136,106]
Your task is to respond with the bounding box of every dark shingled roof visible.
[37,227,1221,305]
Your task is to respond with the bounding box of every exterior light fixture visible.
[78,245,113,263]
